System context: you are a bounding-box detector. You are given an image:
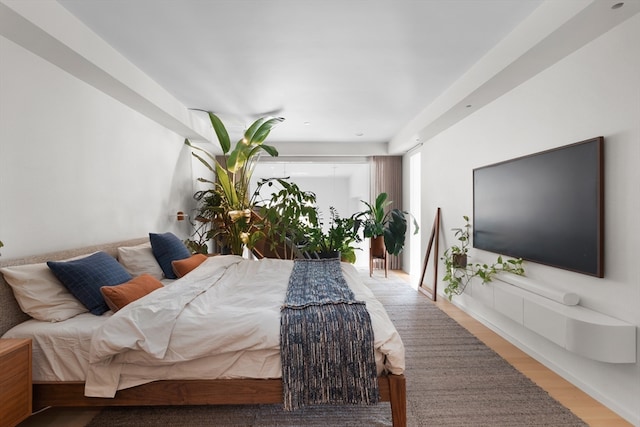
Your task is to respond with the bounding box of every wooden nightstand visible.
[0,339,32,427]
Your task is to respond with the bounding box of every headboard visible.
[0,238,148,336]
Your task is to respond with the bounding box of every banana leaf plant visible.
[185,112,284,255]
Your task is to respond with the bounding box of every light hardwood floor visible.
[17,271,632,427]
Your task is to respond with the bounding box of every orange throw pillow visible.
[172,253,208,278]
[100,274,163,312]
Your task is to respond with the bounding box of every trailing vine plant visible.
[442,216,525,300]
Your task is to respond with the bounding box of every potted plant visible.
[185,112,284,255]
[358,192,419,256]
[445,215,471,268]
[442,216,525,300]
[305,207,362,262]
[252,179,362,263]
[182,193,218,255]
[252,178,319,260]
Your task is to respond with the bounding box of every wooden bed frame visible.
[0,238,407,426]
[33,375,406,425]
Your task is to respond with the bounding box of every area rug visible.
[86,271,587,427]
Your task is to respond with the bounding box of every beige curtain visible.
[370,156,403,270]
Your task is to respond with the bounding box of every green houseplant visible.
[358,192,419,256]
[185,111,284,255]
[305,207,362,262]
[254,179,362,263]
[442,216,525,300]
[252,178,319,260]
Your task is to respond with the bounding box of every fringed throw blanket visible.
[280,258,379,410]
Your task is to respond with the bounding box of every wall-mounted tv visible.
[473,137,604,277]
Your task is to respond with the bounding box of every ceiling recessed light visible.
[612,2,624,9]
[303,121,311,126]
[355,132,364,137]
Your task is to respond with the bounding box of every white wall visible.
[0,35,195,258]
[414,14,639,423]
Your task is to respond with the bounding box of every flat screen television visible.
[473,137,604,277]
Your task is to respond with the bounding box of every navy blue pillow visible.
[47,251,132,315]
[149,232,191,279]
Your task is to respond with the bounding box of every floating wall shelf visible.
[468,274,636,364]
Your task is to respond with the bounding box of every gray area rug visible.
[86,271,587,426]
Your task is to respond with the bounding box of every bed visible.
[0,237,407,426]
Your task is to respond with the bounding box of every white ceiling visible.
[56,0,543,151]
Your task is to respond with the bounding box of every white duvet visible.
[84,256,404,398]
[3,256,404,398]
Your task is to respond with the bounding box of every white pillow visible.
[1,262,89,322]
[117,242,164,280]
